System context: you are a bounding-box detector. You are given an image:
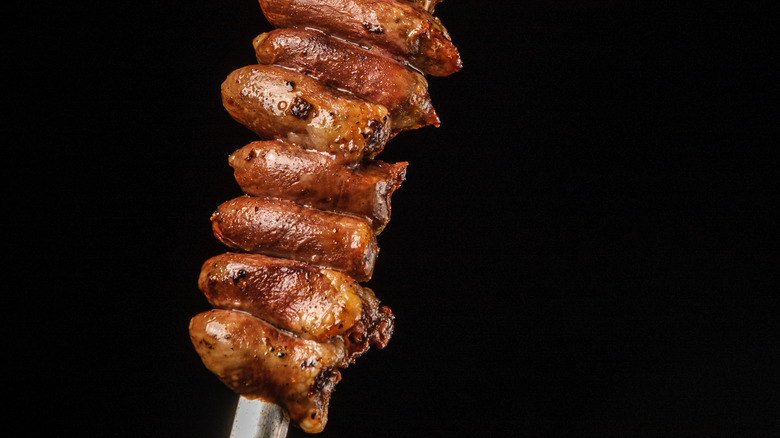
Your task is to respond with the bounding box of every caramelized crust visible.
[212,195,378,281]
[257,0,462,77]
[346,286,395,358]
[222,64,391,165]
[189,309,345,433]
[253,28,439,133]
[199,252,364,343]
[192,0,460,432]
[198,252,394,362]
[229,141,407,234]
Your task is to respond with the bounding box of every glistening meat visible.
[198,252,393,355]
[229,140,407,234]
[257,0,461,77]
[222,64,391,165]
[190,0,460,434]
[253,27,440,133]
[211,196,378,281]
[190,309,345,433]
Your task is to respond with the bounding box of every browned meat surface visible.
[192,0,461,431]
[253,28,439,133]
[229,141,408,233]
[257,0,462,77]
[198,252,394,359]
[190,309,345,433]
[212,195,378,281]
[222,64,391,164]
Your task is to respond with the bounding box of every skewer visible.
[229,396,290,438]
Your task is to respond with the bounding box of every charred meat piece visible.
[257,0,462,77]
[198,252,394,359]
[253,28,439,133]
[229,141,407,234]
[222,64,391,165]
[190,309,345,433]
[211,195,378,281]
[346,286,395,360]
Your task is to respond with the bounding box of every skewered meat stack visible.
[189,0,461,434]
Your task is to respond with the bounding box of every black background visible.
[10,1,777,437]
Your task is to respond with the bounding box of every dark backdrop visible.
[10,1,777,437]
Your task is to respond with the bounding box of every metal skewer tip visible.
[230,396,290,438]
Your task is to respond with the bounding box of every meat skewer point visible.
[230,396,290,438]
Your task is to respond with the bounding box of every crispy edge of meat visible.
[189,309,346,433]
[228,140,408,234]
